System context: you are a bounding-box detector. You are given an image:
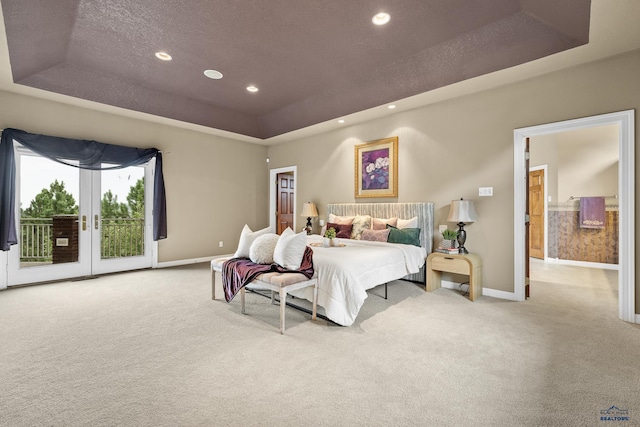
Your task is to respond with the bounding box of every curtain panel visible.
[0,128,167,251]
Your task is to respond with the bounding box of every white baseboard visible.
[635,314,640,324]
[482,287,518,301]
[440,280,517,301]
[543,257,619,271]
[155,254,233,269]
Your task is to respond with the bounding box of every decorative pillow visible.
[372,217,398,230]
[328,214,355,225]
[273,228,308,270]
[249,233,280,264]
[397,216,418,229]
[386,224,421,246]
[361,228,391,242]
[325,222,353,239]
[350,215,372,239]
[233,224,273,258]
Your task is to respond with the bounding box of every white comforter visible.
[290,235,426,326]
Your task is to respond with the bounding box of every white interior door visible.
[6,146,153,286]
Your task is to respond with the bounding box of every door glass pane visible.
[19,155,79,268]
[100,166,145,259]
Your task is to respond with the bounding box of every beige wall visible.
[0,90,269,263]
[556,125,619,201]
[531,125,618,203]
[267,49,640,312]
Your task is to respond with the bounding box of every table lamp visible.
[447,198,478,254]
[301,202,319,235]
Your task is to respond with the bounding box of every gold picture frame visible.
[354,136,398,198]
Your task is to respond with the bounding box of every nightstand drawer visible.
[430,256,469,275]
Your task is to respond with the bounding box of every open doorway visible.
[514,110,635,323]
[529,126,620,266]
[269,166,297,234]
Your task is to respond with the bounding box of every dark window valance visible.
[0,128,167,251]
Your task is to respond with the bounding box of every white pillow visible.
[249,233,280,264]
[233,224,272,258]
[273,228,307,270]
[397,216,418,229]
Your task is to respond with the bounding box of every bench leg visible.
[279,288,287,334]
[211,270,216,300]
[312,283,318,320]
[241,287,246,314]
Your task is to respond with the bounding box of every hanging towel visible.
[579,197,605,229]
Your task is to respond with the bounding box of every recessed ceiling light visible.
[372,12,390,25]
[204,69,223,80]
[155,51,172,61]
[388,104,396,109]
[246,85,259,92]
[338,119,345,124]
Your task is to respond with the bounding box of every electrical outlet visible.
[219,241,223,248]
[479,186,493,196]
[438,224,448,233]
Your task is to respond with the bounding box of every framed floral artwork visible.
[354,136,398,198]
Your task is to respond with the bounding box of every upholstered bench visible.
[211,258,318,334]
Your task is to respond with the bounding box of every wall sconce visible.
[447,198,478,254]
[301,202,319,235]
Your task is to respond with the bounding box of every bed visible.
[288,202,434,326]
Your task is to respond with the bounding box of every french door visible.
[5,146,154,286]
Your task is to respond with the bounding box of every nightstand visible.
[426,252,483,301]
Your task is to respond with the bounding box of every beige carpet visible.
[0,261,638,427]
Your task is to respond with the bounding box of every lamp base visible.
[305,217,312,235]
[456,222,469,254]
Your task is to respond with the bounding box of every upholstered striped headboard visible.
[326,202,434,283]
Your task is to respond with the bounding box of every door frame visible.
[269,166,297,233]
[529,164,548,260]
[514,110,635,322]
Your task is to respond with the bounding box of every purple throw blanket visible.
[222,246,314,302]
[579,197,605,229]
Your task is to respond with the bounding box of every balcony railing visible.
[100,218,145,259]
[19,217,145,263]
[20,218,52,262]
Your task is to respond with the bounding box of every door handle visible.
[95,215,99,230]
[82,215,87,231]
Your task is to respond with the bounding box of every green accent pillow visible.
[386,224,421,246]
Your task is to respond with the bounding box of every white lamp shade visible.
[301,202,319,218]
[447,199,478,223]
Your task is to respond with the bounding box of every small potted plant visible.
[441,229,458,249]
[324,227,337,247]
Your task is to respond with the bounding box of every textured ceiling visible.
[1,0,591,140]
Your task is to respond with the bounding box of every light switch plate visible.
[479,187,493,196]
[439,224,448,233]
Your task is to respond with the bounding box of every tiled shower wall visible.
[547,201,618,264]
